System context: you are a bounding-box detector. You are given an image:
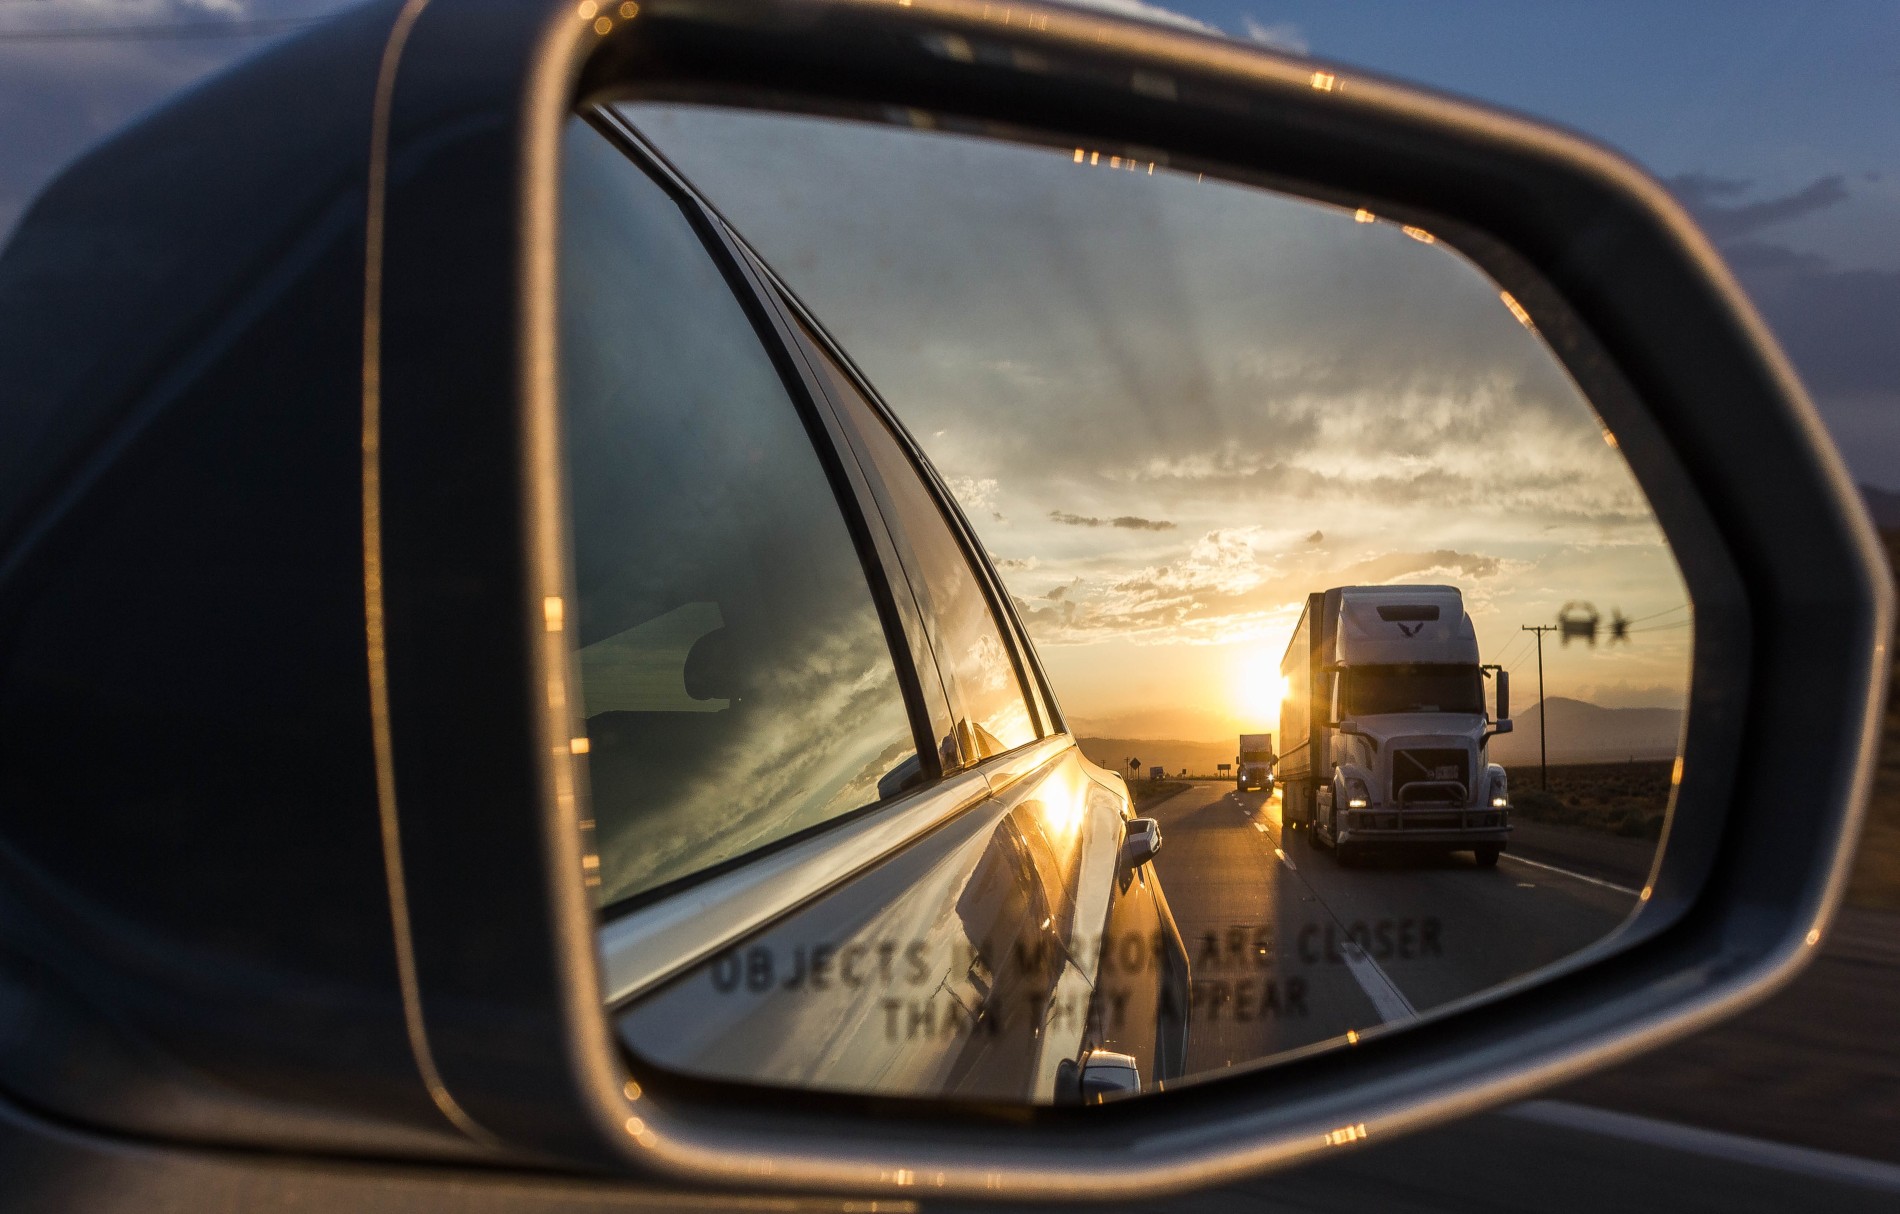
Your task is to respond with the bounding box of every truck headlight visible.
[1491,795,1508,808]
[1344,776,1370,810]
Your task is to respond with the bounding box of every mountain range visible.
[1078,695,1683,775]
[1486,696,1682,765]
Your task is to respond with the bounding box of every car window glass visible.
[559,118,918,905]
[794,323,1039,764]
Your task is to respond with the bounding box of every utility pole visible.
[1521,625,1556,789]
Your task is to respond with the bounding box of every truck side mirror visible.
[1496,669,1511,721]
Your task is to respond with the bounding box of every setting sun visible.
[1234,649,1289,727]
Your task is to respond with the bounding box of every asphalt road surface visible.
[933,784,1898,1213]
[1145,782,1639,1078]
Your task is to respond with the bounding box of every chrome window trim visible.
[598,735,1072,1003]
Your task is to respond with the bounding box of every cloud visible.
[1240,17,1309,54]
[1665,173,1900,478]
[1049,510,1178,531]
[1013,531,1511,648]
[1668,173,1849,241]
[947,475,1000,513]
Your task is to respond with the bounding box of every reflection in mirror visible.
[572,105,1694,1106]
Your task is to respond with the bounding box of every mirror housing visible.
[0,0,1886,1203]
[1496,668,1511,722]
[1119,817,1163,872]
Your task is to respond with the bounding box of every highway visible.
[1143,782,1639,1074]
[931,782,1900,1213]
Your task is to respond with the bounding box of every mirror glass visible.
[567,104,1694,1106]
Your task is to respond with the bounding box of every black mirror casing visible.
[0,0,1887,1202]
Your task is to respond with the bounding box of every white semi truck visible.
[1277,585,1514,867]
[1235,733,1275,792]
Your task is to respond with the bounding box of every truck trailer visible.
[1235,733,1275,792]
[1277,585,1514,866]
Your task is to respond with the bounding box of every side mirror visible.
[1119,817,1162,871]
[1496,668,1512,722]
[0,0,1885,1206]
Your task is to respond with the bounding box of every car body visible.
[0,0,1886,1205]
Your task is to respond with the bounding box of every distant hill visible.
[1076,737,1239,778]
[1079,696,1683,776]
[1489,696,1682,765]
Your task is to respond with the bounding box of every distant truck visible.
[1235,733,1275,792]
[1277,585,1514,867]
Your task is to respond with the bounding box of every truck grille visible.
[1391,748,1470,805]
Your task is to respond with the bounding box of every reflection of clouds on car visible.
[589,603,914,904]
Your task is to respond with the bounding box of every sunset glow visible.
[630,105,1696,757]
[1234,650,1288,730]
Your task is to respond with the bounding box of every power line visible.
[1626,621,1694,635]
[1621,604,1690,625]
[1494,633,1533,669]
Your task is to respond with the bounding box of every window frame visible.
[573,109,956,917]
[748,257,1067,747]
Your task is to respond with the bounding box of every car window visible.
[792,320,1040,766]
[559,118,919,906]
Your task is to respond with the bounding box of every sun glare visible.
[1235,650,1288,726]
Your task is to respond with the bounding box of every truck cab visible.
[1236,733,1275,792]
[1283,586,1513,867]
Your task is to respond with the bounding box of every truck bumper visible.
[1336,808,1510,847]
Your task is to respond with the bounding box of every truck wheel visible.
[1473,845,1501,868]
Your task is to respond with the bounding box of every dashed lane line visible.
[1265,832,1417,1027]
[1499,852,1641,896]
[1337,939,1417,1022]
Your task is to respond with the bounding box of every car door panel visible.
[613,739,1181,1102]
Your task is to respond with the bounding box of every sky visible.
[2,0,1887,743]
[628,105,1694,742]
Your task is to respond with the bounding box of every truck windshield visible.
[1344,665,1484,715]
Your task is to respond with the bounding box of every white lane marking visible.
[1508,1100,1900,1195]
[1252,822,1269,833]
[1272,846,1296,871]
[1336,940,1416,1023]
[1500,852,1640,896]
